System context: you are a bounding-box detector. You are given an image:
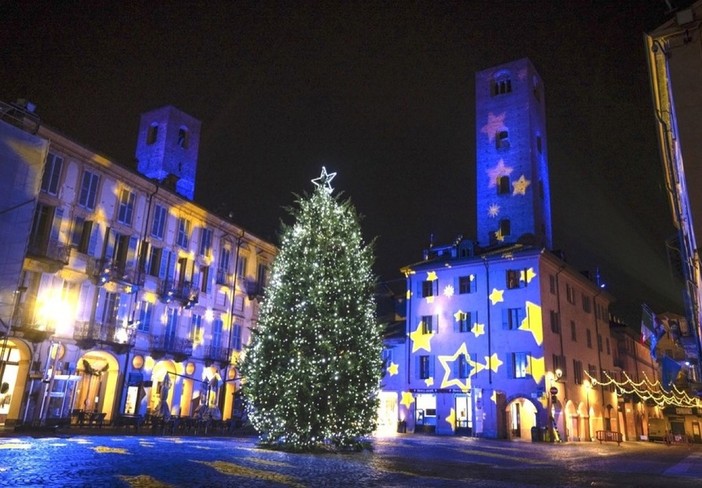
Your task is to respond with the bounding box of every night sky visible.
[2,1,691,324]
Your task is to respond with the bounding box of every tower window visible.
[497,176,510,195]
[491,77,512,96]
[499,219,511,236]
[178,128,189,149]
[147,123,158,145]
[496,130,510,150]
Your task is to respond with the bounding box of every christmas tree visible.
[240,167,384,451]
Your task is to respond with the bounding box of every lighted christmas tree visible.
[240,167,384,451]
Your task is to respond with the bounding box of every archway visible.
[505,397,538,441]
[76,350,120,422]
[564,400,578,441]
[150,360,177,417]
[577,401,591,441]
[0,339,32,426]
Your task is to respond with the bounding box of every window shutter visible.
[429,355,435,377]
[434,314,439,334]
[94,288,106,325]
[507,353,514,379]
[88,223,100,257]
[415,355,421,380]
[159,249,170,280]
[502,308,509,329]
[50,207,63,241]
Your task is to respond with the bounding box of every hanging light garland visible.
[586,370,701,409]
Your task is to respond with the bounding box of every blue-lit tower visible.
[475,58,552,249]
[135,106,201,200]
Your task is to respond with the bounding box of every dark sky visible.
[2,1,691,324]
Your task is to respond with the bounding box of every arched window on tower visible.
[491,73,512,96]
[500,219,511,237]
[177,127,189,149]
[498,175,511,195]
[496,130,510,150]
[147,123,158,145]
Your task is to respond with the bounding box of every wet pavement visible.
[0,432,700,487]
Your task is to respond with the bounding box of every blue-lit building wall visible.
[475,58,552,250]
[135,105,201,201]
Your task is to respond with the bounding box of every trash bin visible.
[531,426,540,442]
[397,420,407,433]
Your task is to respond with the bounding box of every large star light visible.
[439,343,481,392]
[480,112,507,143]
[527,355,546,384]
[311,166,337,194]
[426,271,438,281]
[446,408,456,430]
[424,377,434,387]
[488,288,504,305]
[409,322,433,353]
[485,353,503,373]
[387,362,399,376]
[472,322,485,338]
[400,391,415,409]
[486,159,514,188]
[519,301,544,345]
[512,174,531,196]
[520,267,537,283]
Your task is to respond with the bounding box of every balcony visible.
[159,280,199,308]
[9,304,53,343]
[244,278,264,301]
[26,239,70,272]
[73,320,136,354]
[202,345,229,366]
[93,259,141,289]
[215,269,232,286]
[149,335,193,362]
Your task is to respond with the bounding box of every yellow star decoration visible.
[454,310,465,321]
[520,267,537,283]
[443,284,455,297]
[489,288,504,305]
[485,353,503,373]
[424,377,434,387]
[490,390,498,404]
[446,408,456,430]
[427,271,438,281]
[481,111,507,143]
[439,343,481,392]
[519,301,544,346]
[409,321,433,353]
[494,229,505,242]
[387,362,399,376]
[472,322,485,338]
[527,355,546,385]
[512,174,531,196]
[400,391,415,409]
[406,289,412,300]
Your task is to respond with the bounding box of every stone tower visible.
[475,58,552,249]
[135,106,201,200]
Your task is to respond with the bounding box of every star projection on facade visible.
[486,159,513,188]
[527,355,546,384]
[424,377,434,387]
[490,390,499,404]
[488,203,500,218]
[488,288,504,305]
[520,267,537,284]
[446,408,456,429]
[480,112,507,143]
[443,284,455,297]
[400,391,415,409]
[512,174,531,196]
[485,353,503,373]
[519,301,544,345]
[409,322,433,353]
[311,166,337,194]
[494,229,505,242]
[387,362,399,376]
[439,343,482,392]
[472,322,486,338]
[426,271,438,281]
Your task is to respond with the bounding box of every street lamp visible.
[584,379,592,441]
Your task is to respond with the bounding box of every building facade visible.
[0,100,276,427]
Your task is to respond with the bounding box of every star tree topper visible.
[312,166,337,194]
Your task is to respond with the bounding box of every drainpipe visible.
[221,229,244,417]
[481,256,492,384]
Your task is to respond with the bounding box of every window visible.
[71,217,93,254]
[117,188,136,225]
[78,170,100,210]
[550,310,560,334]
[232,322,242,350]
[458,275,476,294]
[101,291,119,325]
[606,337,610,355]
[573,360,583,385]
[199,228,213,256]
[566,284,576,305]
[498,176,510,195]
[549,275,556,294]
[582,295,591,313]
[147,123,158,144]
[512,352,530,378]
[137,301,152,332]
[496,130,510,149]
[491,76,512,96]
[552,354,566,377]
[419,355,433,379]
[586,329,592,348]
[499,219,511,237]
[570,320,577,342]
[151,204,167,239]
[200,266,210,293]
[190,314,202,342]
[177,127,189,149]
[147,246,162,276]
[176,217,190,248]
[502,307,523,330]
[257,263,268,290]
[41,152,63,195]
[421,280,436,298]
[219,244,231,272]
[506,269,524,289]
[588,364,597,380]
[421,315,434,334]
[211,318,223,349]
[458,354,471,379]
[597,334,603,352]
[237,256,247,278]
[457,311,475,333]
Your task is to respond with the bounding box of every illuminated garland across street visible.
[586,370,702,409]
